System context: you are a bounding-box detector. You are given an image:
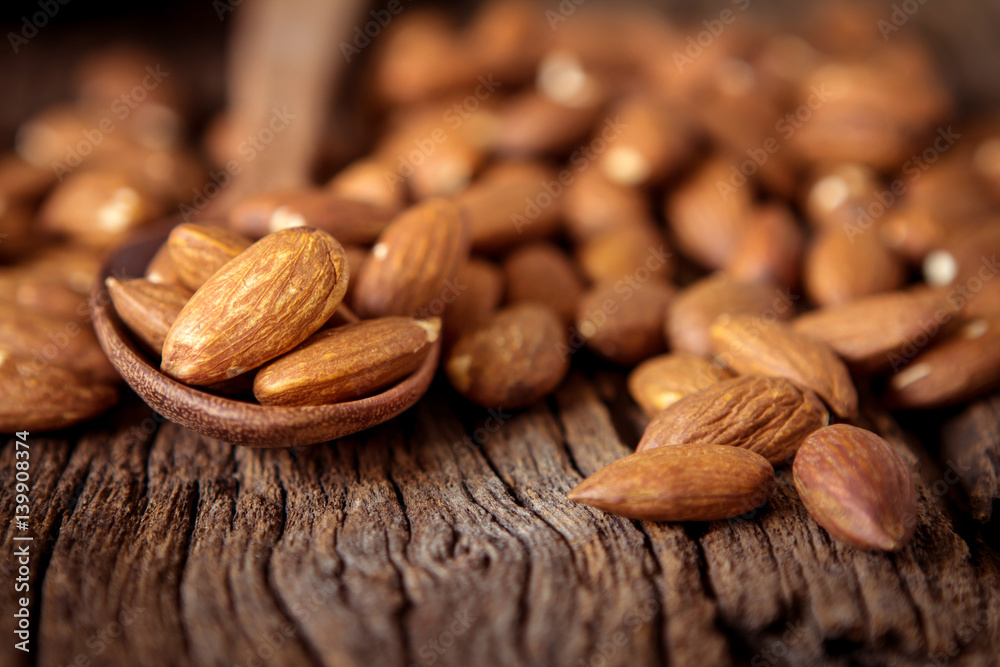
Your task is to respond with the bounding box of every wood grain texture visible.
[2,378,999,667]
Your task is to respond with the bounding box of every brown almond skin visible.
[228,189,301,238]
[577,281,675,366]
[665,156,753,270]
[0,274,89,323]
[627,353,732,417]
[0,350,118,432]
[353,199,470,319]
[793,288,953,370]
[144,242,182,286]
[637,376,829,466]
[167,223,253,291]
[341,244,370,304]
[106,278,191,354]
[568,445,776,522]
[710,315,858,419]
[446,303,569,409]
[563,166,649,242]
[667,273,794,358]
[161,227,349,386]
[0,304,117,382]
[489,92,603,159]
[793,424,917,551]
[40,169,159,247]
[885,317,1000,409]
[503,242,584,325]
[725,203,803,289]
[254,317,440,407]
[267,191,398,243]
[803,163,882,230]
[453,161,563,252]
[599,94,693,187]
[327,157,407,210]
[963,277,1000,320]
[442,258,505,347]
[576,223,673,286]
[228,188,397,242]
[804,227,907,307]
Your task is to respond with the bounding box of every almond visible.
[353,198,470,319]
[166,223,253,291]
[803,163,882,230]
[725,203,803,289]
[144,242,182,286]
[489,91,603,158]
[563,166,648,242]
[0,273,89,323]
[637,376,829,465]
[710,314,858,418]
[568,444,775,522]
[598,94,693,186]
[576,281,675,365]
[161,227,349,385]
[575,222,673,286]
[327,157,406,210]
[0,349,118,432]
[446,303,569,409]
[627,353,732,416]
[0,304,116,382]
[793,288,953,370]
[503,242,584,325]
[453,161,563,252]
[885,317,1000,408]
[39,168,159,247]
[375,104,485,199]
[266,191,398,243]
[666,273,794,358]
[106,277,191,354]
[228,188,396,242]
[665,156,753,270]
[793,424,917,551]
[254,317,440,407]
[803,227,907,307]
[442,258,505,346]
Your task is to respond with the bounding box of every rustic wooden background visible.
[2,374,999,667]
[3,0,1000,664]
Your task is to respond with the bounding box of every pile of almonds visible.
[4,3,1000,552]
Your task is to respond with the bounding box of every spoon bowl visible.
[90,228,440,447]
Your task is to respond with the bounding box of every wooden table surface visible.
[2,375,999,667]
